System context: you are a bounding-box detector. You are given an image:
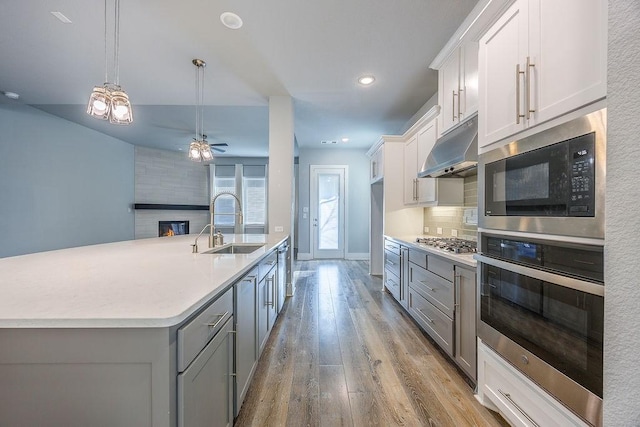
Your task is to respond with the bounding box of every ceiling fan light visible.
[200,142,213,161]
[109,89,133,124]
[189,141,202,161]
[86,86,111,119]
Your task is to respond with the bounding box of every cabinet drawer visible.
[384,249,401,274]
[479,344,587,427]
[259,251,277,281]
[409,249,427,269]
[409,289,453,356]
[178,287,234,372]
[384,239,401,255]
[384,269,401,302]
[428,255,454,282]
[409,264,454,318]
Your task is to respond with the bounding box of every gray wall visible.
[605,1,640,425]
[297,147,369,257]
[0,104,134,258]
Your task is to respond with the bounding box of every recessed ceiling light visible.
[341,137,349,143]
[220,12,243,29]
[2,91,20,100]
[51,11,72,24]
[358,75,375,86]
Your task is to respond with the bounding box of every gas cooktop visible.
[415,237,477,254]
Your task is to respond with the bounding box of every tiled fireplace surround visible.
[134,147,209,239]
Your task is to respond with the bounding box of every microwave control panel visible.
[568,133,595,216]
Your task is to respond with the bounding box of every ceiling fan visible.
[199,134,228,153]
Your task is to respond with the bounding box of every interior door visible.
[310,166,346,259]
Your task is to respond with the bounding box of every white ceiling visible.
[0,0,478,157]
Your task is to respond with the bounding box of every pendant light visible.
[87,0,133,125]
[189,59,213,162]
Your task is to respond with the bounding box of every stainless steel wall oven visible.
[477,109,606,427]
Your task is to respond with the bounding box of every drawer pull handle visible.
[206,311,229,329]
[418,280,435,292]
[498,389,540,427]
[386,260,395,266]
[243,275,257,282]
[388,279,397,287]
[417,308,434,324]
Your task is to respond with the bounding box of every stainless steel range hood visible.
[418,115,478,178]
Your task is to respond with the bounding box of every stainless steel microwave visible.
[478,108,606,239]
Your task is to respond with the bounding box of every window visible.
[212,164,267,230]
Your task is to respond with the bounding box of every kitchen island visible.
[0,233,288,426]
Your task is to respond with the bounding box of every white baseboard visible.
[296,252,369,261]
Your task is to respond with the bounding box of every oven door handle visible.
[474,254,604,297]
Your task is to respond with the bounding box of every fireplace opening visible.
[159,221,189,237]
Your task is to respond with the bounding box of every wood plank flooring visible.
[235,260,508,427]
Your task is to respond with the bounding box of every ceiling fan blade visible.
[211,146,226,153]
[210,142,229,147]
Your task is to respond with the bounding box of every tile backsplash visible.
[422,174,478,241]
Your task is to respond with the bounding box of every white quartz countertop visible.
[0,234,288,329]
[386,235,477,268]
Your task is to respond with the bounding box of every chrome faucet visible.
[192,192,243,253]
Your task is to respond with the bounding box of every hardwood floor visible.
[235,260,508,427]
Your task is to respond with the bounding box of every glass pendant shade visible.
[86,0,133,124]
[200,142,213,161]
[109,89,133,124]
[189,141,202,162]
[87,86,111,119]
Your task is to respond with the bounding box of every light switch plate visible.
[424,226,429,233]
[275,226,284,232]
[451,229,458,237]
[436,227,443,235]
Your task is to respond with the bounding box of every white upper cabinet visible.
[404,117,463,207]
[478,0,607,148]
[369,145,384,183]
[439,42,480,136]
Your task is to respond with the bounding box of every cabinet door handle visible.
[516,63,525,124]
[526,56,535,120]
[458,87,464,118]
[266,277,274,306]
[452,90,458,121]
[206,311,229,329]
[498,389,540,427]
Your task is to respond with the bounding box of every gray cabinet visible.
[454,265,477,381]
[406,247,477,381]
[178,316,234,427]
[258,251,278,355]
[384,238,408,307]
[235,267,258,415]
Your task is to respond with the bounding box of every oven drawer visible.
[408,288,453,356]
[478,342,588,427]
[409,263,453,318]
[178,287,234,372]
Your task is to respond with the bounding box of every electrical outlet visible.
[275,226,284,232]
[436,227,443,235]
[424,226,429,233]
[451,229,458,237]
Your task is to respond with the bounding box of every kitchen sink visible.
[202,244,265,255]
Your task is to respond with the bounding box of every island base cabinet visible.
[235,269,258,416]
[0,328,174,427]
[178,316,234,427]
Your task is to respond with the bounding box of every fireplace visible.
[159,221,189,237]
